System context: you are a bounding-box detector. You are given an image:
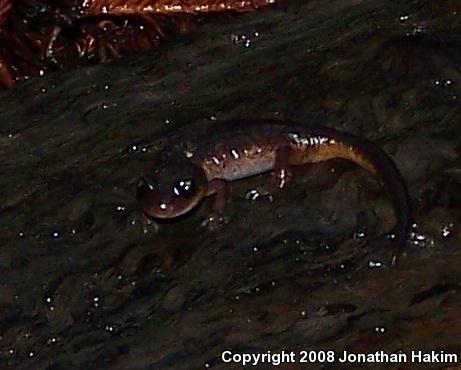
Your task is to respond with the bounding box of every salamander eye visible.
[172,178,196,197]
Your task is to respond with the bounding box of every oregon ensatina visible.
[137,119,411,256]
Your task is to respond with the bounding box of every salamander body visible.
[137,119,411,257]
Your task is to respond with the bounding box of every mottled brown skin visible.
[137,119,412,259]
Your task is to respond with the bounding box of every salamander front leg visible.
[273,144,293,188]
[202,179,230,229]
[207,179,230,214]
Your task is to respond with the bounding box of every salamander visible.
[137,119,411,258]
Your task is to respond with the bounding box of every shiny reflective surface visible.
[138,122,411,260]
[0,0,277,88]
[0,0,460,368]
[137,160,208,218]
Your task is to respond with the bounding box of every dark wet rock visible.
[162,285,187,312]
[0,0,461,369]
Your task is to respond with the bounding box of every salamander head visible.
[137,160,208,219]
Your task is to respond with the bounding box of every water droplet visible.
[93,296,100,307]
[387,233,396,240]
[47,337,58,345]
[441,223,453,238]
[368,260,384,268]
[105,324,116,332]
[245,189,261,200]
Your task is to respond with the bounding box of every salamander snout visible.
[137,161,208,219]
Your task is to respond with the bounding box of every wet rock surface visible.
[0,0,461,369]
